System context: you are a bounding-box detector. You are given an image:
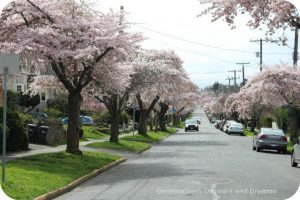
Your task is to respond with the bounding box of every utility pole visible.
[250,39,278,71]
[250,39,266,71]
[293,27,299,66]
[225,76,234,88]
[228,70,241,87]
[236,62,250,86]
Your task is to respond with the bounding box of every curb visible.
[136,145,152,154]
[34,158,126,200]
[156,129,179,143]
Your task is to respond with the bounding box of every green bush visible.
[96,127,111,134]
[44,119,67,146]
[0,110,29,151]
[18,112,38,124]
[44,108,63,118]
[260,116,273,128]
[92,110,130,126]
[47,96,68,116]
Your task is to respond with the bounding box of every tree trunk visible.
[250,117,256,132]
[149,112,154,131]
[154,110,159,132]
[136,93,160,135]
[290,107,299,143]
[159,103,169,132]
[109,97,120,143]
[139,109,148,135]
[66,91,82,155]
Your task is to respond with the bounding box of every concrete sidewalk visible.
[0,131,138,161]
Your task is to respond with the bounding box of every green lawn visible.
[1,152,120,200]
[288,141,294,154]
[121,131,170,143]
[87,140,150,152]
[244,129,257,138]
[82,126,107,139]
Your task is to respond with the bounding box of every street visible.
[56,109,300,200]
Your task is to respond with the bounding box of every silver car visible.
[291,140,300,167]
[253,128,287,154]
[227,123,244,136]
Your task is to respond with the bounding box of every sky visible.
[0,0,299,88]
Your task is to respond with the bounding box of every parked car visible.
[210,116,218,123]
[185,119,199,132]
[28,112,48,120]
[227,123,244,136]
[291,139,300,167]
[223,120,236,133]
[214,120,221,128]
[218,119,227,130]
[252,128,287,154]
[61,115,94,125]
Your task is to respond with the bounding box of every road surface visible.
[56,109,300,200]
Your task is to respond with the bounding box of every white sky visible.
[1,0,300,88]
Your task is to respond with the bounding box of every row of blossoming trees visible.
[198,0,300,142]
[200,64,300,142]
[0,0,200,155]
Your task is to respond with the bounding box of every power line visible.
[137,25,292,55]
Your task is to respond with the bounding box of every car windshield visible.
[186,120,197,124]
[262,128,284,136]
[231,123,243,128]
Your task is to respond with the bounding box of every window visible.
[41,92,46,102]
[16,85,22,92]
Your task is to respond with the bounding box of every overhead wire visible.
[136,24,293,55]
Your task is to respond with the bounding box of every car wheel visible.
[227,132,231,135]
[252,142,256,150]
[185,128,187,132]
[240,133,244,136]
[256,143,260,152]
[196,128,199,131]
[291,151,297,167]
[282,149,287,154]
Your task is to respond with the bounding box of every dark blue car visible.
[61,115,94,125]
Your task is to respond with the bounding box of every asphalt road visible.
[56,109,300,200]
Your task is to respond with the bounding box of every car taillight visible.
[280,136,287,142]
[259,134,268,139]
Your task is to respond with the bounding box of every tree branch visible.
[95,47,114,63]
[147,95,160,115]
[26,0,54,23]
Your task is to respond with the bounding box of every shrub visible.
[96,127,111,134]
[18,112,38,124]
[44,119,67,146]
[47,96,68,116]
[0,110,29,151]
[44,108,63,118]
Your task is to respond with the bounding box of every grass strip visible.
[1,151,120,200]
[121,131,170,143]
[82,126,107,139]
[87,140,150,152]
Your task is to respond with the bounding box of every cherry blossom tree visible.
[128,49,192,135]
[199,0,299,42]
[0,0,142,154]
[226,64,300,139]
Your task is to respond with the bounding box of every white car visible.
[291,140,300,167]
[223,120,236,133]
[227,123,244,136]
